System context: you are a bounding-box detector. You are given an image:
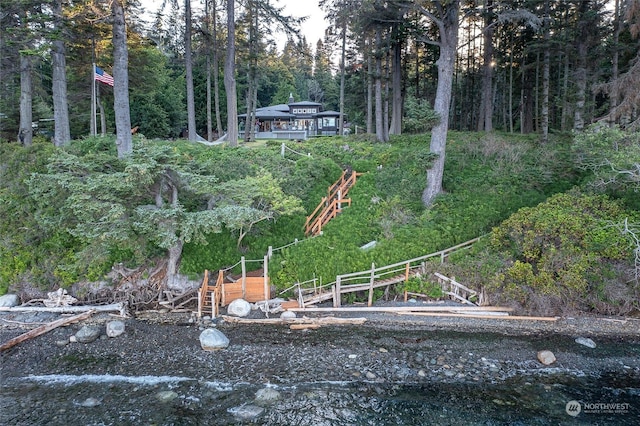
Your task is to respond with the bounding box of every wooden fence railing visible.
[304,169,361,236]
[296,237,482,308]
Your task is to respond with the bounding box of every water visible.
[2,370,638,425]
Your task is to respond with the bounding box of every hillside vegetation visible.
[1,129,638,315]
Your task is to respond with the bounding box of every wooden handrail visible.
[305,170,359,236]
[296,236,484,307]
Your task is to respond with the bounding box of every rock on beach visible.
[199,328,229,351]
[537,350,556,366]
[75,325,102,343]
[0,294,20,307]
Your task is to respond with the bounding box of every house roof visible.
[259,104,290,113]
[239,109,295,120]
[289,101,322,107]
[316,110,343,117]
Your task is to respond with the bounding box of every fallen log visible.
[0,310,95,352]
[221,315,367,326]
[0,302,127,316]
[289,324,321,330]
[396,312,559,321]
[286,306,513,313]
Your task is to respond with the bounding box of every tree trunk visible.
[573,0,591,131]
[521,59,534,134]
[167,239,184,286]
[374,30,384,142]
[421,1,459,207]
[339,8,346,137]
[111,0,132,157]
[185,0,197,141]
[206,0,213,141]
[212,0,223,136]
[540,0,550,143]
[389,38,402,135]
[18,53,33,147]
[477,0,493,132]
[225,0,238,146]
[51,0,70,147]
[366,39,373,134]
[610,0,620,123]
[383,47,390,141]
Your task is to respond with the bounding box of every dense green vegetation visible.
[1,128,639,315]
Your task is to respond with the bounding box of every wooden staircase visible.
[292,237,482,308]
[304,169,361,236]
[198,270,223,318]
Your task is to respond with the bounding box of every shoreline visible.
[2,309,639,425]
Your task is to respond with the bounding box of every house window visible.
[323,117,336,127]
[311,109,316,113]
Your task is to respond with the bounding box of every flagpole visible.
[91,62,97,136]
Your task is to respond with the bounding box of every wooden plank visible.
[0,310,95,352]
[221,315,367,325]
[290,324,321,330]
[287,306,514,313]
[0,303,125,314]
[396,312,559,321]
[443,291,477,306]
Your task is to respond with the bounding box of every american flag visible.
[94,65,114,86]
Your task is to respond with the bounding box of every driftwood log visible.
[0,310,95,352]
[286,306,514,313]
[221,315,367,326]
[0,302,127,316]
[396,312,559,321]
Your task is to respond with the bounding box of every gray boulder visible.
[255,387,281,405]
[575,337,596,349]
[199,328,229,351]
[75,326,102,343]
[106,320,126,338]
[280,310,296,319]
[228,404,264,421]
[156,391,179,403]
[227,299,251,317]
[537,350,556,366]
[0,294,20,307]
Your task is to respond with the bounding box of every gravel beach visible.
[1,305,639,425]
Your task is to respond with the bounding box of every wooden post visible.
[263,255,269,301]
[337,189,342,211]
[197,291,202,318]
[297,283,303,308]
[368,263,375,307]
[241,256,246,299]
[441,251,445,263]
[281,142,285,158]
[332,284,338,308]
[405,262,410,281]
[268,246,273,259]
[335,276,342,307]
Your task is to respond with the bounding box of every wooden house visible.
[239,95,344,140]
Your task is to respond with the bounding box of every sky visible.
[140,0,328,51]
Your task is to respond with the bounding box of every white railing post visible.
[241,256,246,298]
[263,255,269,301]
[335,276,342,307]
[368,263,375,307]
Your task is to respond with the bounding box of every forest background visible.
[1,0,640,316]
